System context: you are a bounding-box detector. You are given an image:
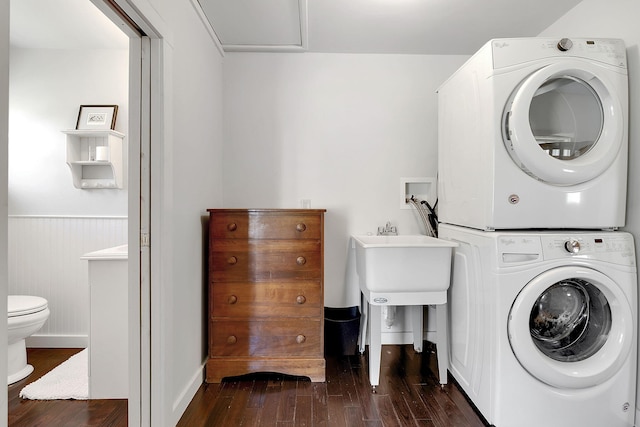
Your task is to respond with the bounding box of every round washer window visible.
[529,279,611,362]
[508,266,632,389]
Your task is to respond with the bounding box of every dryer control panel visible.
[491,37,627,70]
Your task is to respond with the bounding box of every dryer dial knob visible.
[557,38,573,52]
[564,239,581,254]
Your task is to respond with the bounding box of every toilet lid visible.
[8,295,48,317]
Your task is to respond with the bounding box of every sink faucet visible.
[377,221,398,236]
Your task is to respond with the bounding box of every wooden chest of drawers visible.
[206,209,326,383]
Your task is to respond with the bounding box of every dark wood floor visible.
[8,348,127,427]
[9,345,488,426]
[178,343,488,427]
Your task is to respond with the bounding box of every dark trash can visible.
[324,306,361,356]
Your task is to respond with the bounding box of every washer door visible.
[503,60,624,186]
[508,266,633,389]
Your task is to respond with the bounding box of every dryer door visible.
[508,266,633,389]
[503,60,624,185]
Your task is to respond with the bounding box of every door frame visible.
[89,1,166,425]
[2,0,167,423]
[1,2,9,423]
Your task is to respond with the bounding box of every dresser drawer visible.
[210,211,322,240]
[210,240,321,281]
[211,281,322,318]
[210,319,322,357]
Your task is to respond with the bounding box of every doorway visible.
[6,0,154,425]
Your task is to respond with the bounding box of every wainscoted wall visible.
[8,215,127,348]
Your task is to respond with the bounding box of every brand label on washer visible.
[373,297,388,304]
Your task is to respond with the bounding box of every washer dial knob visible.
[564,239,581,254]
[557,38,573,51]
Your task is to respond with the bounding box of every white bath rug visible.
[19,349,88,400]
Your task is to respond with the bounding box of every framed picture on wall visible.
[76,105,118,130]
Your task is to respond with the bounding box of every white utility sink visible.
[352,234,458,389]
[352,234,458,294]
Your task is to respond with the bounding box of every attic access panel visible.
[198,0,307,51]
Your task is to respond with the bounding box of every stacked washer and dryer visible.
[437,38,637,427]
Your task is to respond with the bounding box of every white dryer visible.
[439,224,637,427]
[437,37,628,230]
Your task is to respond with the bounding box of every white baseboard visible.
[381,331,413,345]
[379,330,437,345]
[171,363,206,426]
[26,334,89,348]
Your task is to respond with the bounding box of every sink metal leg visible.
[369,304,382,388]
[358,293,368,354]
[436,303,449,385]
[410,305,423,353]
[360,298,446,390]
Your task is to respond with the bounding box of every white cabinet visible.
[81,244,129,399]
[63,130,124,189]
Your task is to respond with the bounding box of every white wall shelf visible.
[63,130,124,189]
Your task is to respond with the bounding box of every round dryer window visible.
[502,60,624,186]
[508,266,633,389]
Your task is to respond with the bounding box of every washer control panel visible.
[542,233,636,266]
[496,232,636,267]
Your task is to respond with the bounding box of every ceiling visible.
[198,0,585,55]
[10,0,128,49]
[10,0,584,55]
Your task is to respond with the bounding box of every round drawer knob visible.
[228,295,238,304]
[227,335,237,344]
[296,256,306,266]
[296,295,306,304]
[296,223,307,232]
[227,256,238,265]
[227,223,237,232]
[296,334,306,344]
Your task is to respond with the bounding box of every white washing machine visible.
[439,224,637,427]
[437,37,628,230]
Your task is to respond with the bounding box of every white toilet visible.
[7,295,50,384]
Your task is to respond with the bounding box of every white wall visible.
[7,47,129,345]
[9,216,127,347]
[9,48,128,216]
[223,53,468,308]
[138,1,225,425]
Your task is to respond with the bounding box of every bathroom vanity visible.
[206,208,326,382]
[82,244,128,399]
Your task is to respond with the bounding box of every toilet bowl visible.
[7,295,50,384]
